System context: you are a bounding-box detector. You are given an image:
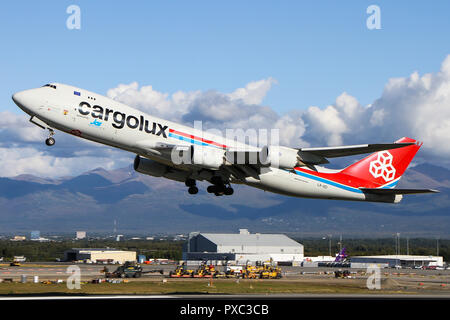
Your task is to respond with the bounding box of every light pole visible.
[338,234,343,253]
[437,238,440,256]
[406,237,409,256]
[395,233,400,256]
[396,233,400,267]
[394,234,397,256]
[328,234,332,257]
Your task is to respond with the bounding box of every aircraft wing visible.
[359,188,439,195]
[223,150,271,180]
[134,141,191,157]
[225,142,416,169]
[298,142,414,159]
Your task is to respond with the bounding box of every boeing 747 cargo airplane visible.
[12,83,437,203]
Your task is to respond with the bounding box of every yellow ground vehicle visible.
[241,265,262,279]
[193,264,217,278]
[241,263,282,279]
[169,264,195,278]
[259,264,282,279]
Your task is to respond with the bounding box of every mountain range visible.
[0,163,449,237]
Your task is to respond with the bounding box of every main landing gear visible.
[45,129,55,146]
[185,177,234,196]
[185,179,198,195]
[207,176,234,196]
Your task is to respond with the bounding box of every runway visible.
[0,263,449,296]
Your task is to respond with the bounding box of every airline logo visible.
[89,119,102,127]
[78,101,168,137]
[369,151,396,182]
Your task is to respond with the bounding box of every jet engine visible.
[134,155,190,182]
[260,145,329,169]
[224,146,302,169]
[192,146,225,169]
[170,145,225,169]
[260,146,302,169]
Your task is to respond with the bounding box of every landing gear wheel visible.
[208,178,234,196]
[45,137,55,146]
[224,187,234,196]
[188,186,198,195]
[185,179,196,187]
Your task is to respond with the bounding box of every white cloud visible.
[0,147,131,178]
[106,81,200,122]
[303,105,348,146]
[227,77,277,105]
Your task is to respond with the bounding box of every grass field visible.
[0,279,411,295]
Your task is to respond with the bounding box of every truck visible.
[104,262,163,278]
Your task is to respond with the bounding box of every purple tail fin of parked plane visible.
[334,247,348,262]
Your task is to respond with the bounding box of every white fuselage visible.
[12,83,368,202]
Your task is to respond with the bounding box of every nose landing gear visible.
[45,129,55,146]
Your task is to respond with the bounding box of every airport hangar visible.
[64,248,136,264]
[350,255,444,268]
[182,229,304,265]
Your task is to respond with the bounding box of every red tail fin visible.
[341,137,422,188]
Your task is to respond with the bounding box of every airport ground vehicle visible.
[259,265,282,279]
[169,262,283,279]
[334,270,351,278]
[240,265,261,279]
[193,263,218,278]
[225,266,243,278]
[104,262,143,278]
[240,263,282,279]
[169,264,196,278]
[104,262,163,278]
[423,266,437,270]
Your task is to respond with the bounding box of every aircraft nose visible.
[12,89,38,114]
[12,91,24,106]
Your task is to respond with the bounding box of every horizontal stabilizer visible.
[299,142,414,158]
[359,188,439,195]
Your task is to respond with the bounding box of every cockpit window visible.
[42,84,57,89]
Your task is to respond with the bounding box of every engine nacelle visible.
[171,146,225,169]
[262,145,301,169]
[134,155,168,177]
[192,146,225,169]
[133,155,190,182]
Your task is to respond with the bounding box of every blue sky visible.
[1,1,450,115]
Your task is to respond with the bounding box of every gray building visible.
[183,229,304,264]
[350,255,444,268]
